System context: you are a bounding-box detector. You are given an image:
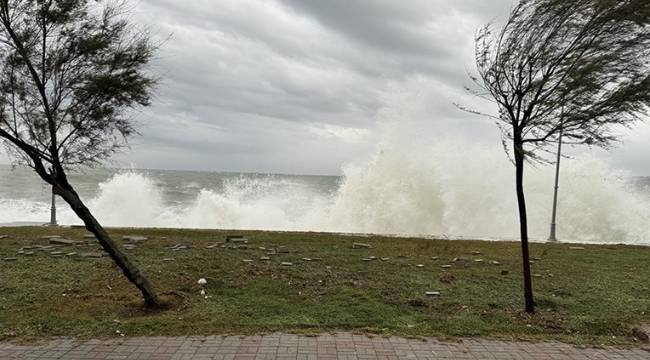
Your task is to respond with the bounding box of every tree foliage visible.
[0,0,155,171]
[468,0,650,162]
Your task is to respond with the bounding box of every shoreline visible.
[1,223,648,247]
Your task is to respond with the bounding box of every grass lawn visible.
[0,226,648,345]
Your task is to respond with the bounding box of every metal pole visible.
[49,186,57,226]
[548,107,564,242]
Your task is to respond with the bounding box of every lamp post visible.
[548,106,564,243]
[49,186,57,226]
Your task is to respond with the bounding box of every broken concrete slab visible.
[49,238,76,245]
[122,235,148,242]
[80,252,103,258]
[225,235,248,243]
[352,242,373,249]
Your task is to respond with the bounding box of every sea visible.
[1,156,649,245]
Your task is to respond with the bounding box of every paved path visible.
[1,333,648,359]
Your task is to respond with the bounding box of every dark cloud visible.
[1,0,648,175]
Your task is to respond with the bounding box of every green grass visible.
[0,226,648,345]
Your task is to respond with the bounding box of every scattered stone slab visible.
[381,258,390,261]
[66,252,77,256]
[533,274,542,278]
[276,246,289,253]
[123,244,137,250]
[243,259,254,263]
[302,258,313,262]
[453,257,469,262]
[163,258,174,261]
[369,256,377,260]
[227,244,248,249]
[40,235,61,240]
[431,256,439,260]
[280,262,293,266]
[122,236,148,242]
[425,291,441,296]
[3,257,18,261]
[471,251,482,255]
[83,234,96,239]
[23,251,34,256]
[441,265,452,268]
[168,243,188,251]
[352,242,373,249]
[570,246,585,250]
[416,264,424,268]
[362,258,372,262]
[50,251,63,255]
[80,252,103,258]
[489,260,501,266]
[474,259,484,263]
[226,235,248,243]
[0,235,9,239]
[49,238,76,245]
[258,247,266,250]
[260,256,270,261]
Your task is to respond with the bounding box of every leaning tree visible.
[0,0,161,307]
[464,0,650,313]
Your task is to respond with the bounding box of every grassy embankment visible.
[0,226,648,345]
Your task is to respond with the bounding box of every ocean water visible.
[1,152,649,245]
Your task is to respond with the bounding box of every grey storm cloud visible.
[1,0,648,175]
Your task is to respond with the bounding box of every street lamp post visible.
[548,106,565,243]
[49,186,57,226]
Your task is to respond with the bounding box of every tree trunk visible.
[514,139,535,314]
[53,182,162,308]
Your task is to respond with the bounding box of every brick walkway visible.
[1,333,648,359]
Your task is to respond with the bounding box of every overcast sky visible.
[1,0,648,176]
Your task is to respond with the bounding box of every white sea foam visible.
[22,147,637,245]
[1,80,649,244]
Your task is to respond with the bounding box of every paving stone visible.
[0,333,645,359]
